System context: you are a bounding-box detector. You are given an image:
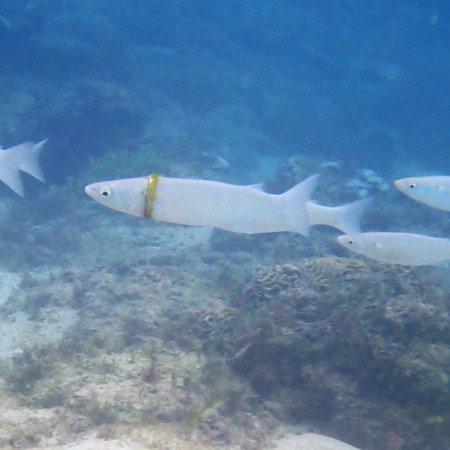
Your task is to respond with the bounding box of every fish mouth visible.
[84,184,94,197]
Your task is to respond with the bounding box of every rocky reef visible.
[0,255,279,449]
[0,2,448,449]
[167,255,448,449]
[223,257,449,449]
[1,249,447,449]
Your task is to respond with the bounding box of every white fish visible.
[394,176,450,211]
[85,174,369,236]
[337,232,450,266]
[0,140,47,196]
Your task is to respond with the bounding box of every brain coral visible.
[229,256,449,450]
[242,256,369,303]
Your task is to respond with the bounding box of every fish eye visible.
[408,183,416,189]
[100,187,112,197]
[348,239,354,245]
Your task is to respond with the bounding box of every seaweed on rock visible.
[225,257,449,450]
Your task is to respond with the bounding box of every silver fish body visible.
[86,174,318,236]
[338,232,450,266]
[394,176,450,211]
[85,174,369,235]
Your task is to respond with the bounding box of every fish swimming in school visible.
[337,231,450,266]
[394,175,450,211]
[85,173,370,236]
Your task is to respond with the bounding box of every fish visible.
[394,176,450,211]
[0,140,47,196]
[337,232,450,266]
[85,173,370,236]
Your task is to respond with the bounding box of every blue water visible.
[0,1,448,183]
[0,2,449,449]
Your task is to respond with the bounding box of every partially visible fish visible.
[85,173,369,235]
[337,232,450,266]
[394,176,450,211]
[0,140,47,196]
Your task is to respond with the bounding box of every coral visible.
[87,143,169,181]
[2,347,53,394]
[27,386,66,409]
[270,155,388,203]
[87,401,117,426]
[2,250,447,449]
[228,257,450,450]
[23,289,54,320]
[41,80,147,183]
[241,256,368,303]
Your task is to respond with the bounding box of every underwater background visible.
[0,1,448,449]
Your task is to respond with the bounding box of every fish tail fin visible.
[0,149,25,196]
[0,168,24,196]
[331,197,373,234]
[20,139,47,182]
[283,174,319,236]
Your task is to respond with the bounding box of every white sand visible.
[0,270,21,307]
[0,270,78,360]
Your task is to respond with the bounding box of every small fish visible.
[337,232,450,266]
[394,176,450,211]
[85,174,369,235]
[0,140,47,196]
